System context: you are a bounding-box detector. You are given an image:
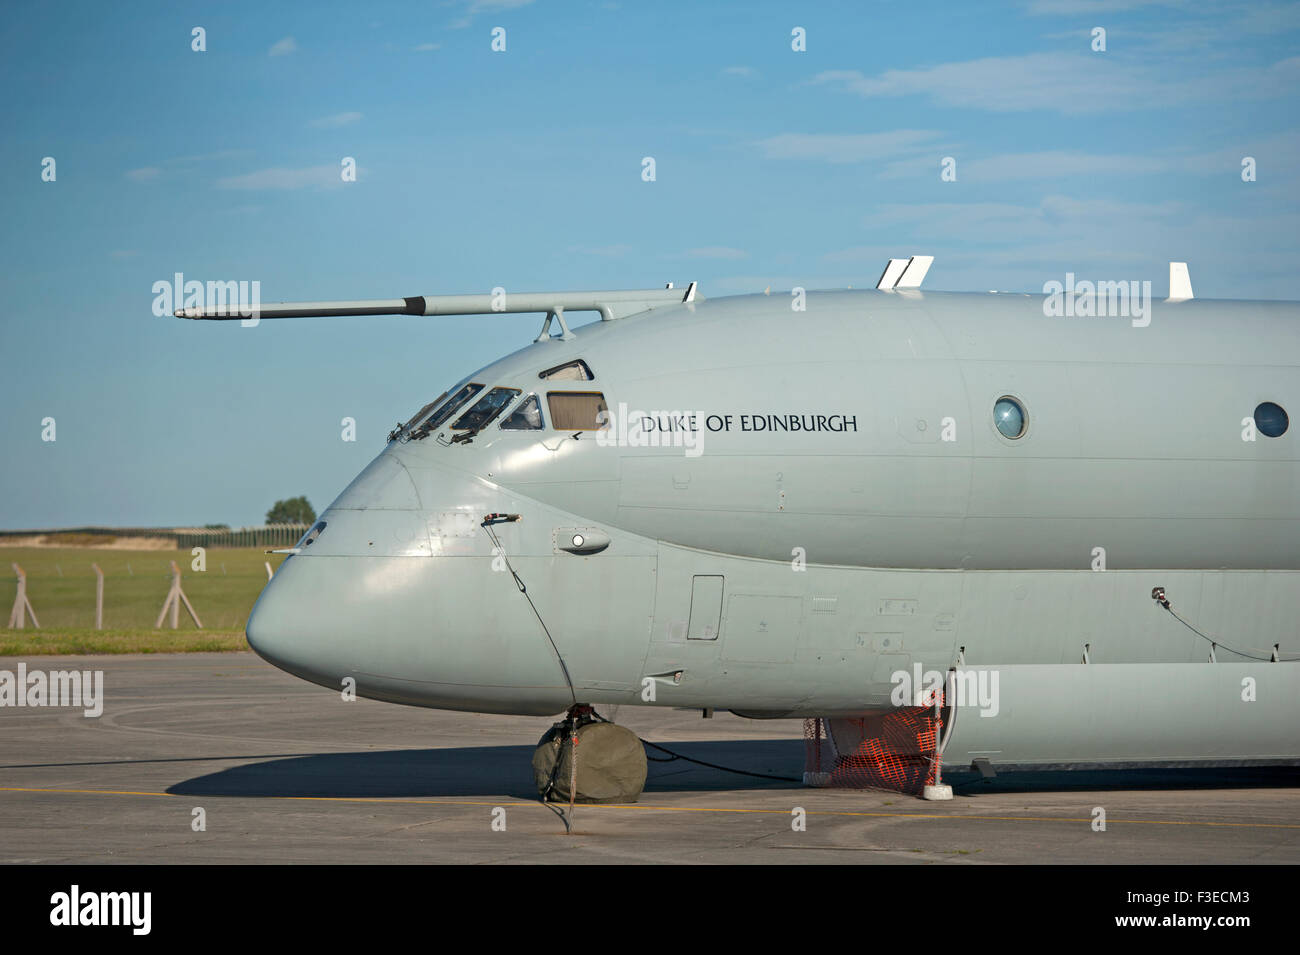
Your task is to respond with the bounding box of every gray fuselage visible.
[245,288,1299,757]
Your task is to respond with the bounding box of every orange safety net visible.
[804,705,943,795]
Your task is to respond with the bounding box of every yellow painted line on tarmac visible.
[2,786,1298,830]
[0,786,503,808]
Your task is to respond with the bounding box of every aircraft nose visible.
[245,565,291,671]
[245,556,331,686]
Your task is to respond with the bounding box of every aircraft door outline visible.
[687,575,724,640]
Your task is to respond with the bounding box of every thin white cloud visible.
[125,167,160,182]
[1178,130,1300,176]
[855,196,1185,237]
[754,130,945,163]
[684,247,748,260]
[568,244,633,258]
[169,149,253,164]
[1043,4,1300,52]
[809,56,1142,113]
[817,188,1299,298]
[449,0,534,29]
[216,165,347,190]
[309,111,363,129]
[1024,0,1178,13]
[413,42,442,51]
[879,132,1300,181]
[949,151,1168,181]
[1236,1,1300,34]
[821,197,1190,276]
[810,53,1300,114]
[722,66,757,78]
[269,36,298,56]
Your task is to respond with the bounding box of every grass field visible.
[0,546,284,653]
[0,628,248,655]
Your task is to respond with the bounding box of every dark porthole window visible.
[993,396,1027,439]
[297,521,326,548]
[1255,401,1289,438]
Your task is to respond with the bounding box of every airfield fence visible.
[1,545,283,633]
[174,525,310,550]
[0,524,310,550]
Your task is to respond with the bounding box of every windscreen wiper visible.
[450,423,485,444]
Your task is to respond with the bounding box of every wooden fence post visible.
[154,560,203,629]
[8,563,39,629]
[91,562,104,630]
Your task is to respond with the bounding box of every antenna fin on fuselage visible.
[876,258,909,290]
[877,256,933,290]
[1166,262,1194,302]
[895,255,934,288]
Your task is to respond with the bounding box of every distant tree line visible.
[266,496,316,526]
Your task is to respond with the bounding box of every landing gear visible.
[532,704,648,804]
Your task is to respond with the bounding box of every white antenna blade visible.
[895,255,934,289]
[1167,262,1193,302]
[876,258,909,290]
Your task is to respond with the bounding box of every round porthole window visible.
[993,396,1027,439]
[1255,401,1289,438]
[298,521,327,548]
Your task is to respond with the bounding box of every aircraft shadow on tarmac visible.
[164,739,1300,801]
[165,738,1300,801]
[166,739,807,800]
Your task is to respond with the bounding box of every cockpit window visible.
[419,383,484,433]
[547,391,609,430]
[500,394,544,430]
[453,387,521,430]
[403,393,447,432]
[539,359,594,381]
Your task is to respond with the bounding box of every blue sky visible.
[2,0,1297,528]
